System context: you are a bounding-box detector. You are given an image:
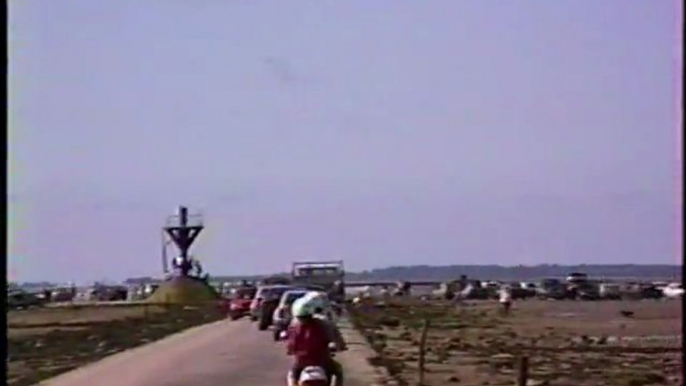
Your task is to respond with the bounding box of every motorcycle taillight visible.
[302,381,328,386]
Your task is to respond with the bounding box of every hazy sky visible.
[8,1,683,282]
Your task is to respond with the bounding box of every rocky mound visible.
[146,276,219,305]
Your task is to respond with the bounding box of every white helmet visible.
[305,291,329,311]
[291,296,316,318]
[292,291,329,319]
[303,290,328,302]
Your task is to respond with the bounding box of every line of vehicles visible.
[534,273,683,300]
[222,261,345,342]
[8,265,681,311]
[427,272,684,301]
[219,261,347,386]
[6,284,130,310]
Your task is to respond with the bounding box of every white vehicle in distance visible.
[565,272,588,283]
[599,283,622,300]
[662,283,684,299]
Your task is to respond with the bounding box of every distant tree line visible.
[343,264,681,281]
[208,264,681,283]
[23,264,678,288]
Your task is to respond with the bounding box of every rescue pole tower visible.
[163,206,204,277]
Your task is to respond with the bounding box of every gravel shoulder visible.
[337,317,398,386]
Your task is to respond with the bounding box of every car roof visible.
[283,289,310,295]
[278,289,309,304]
[258,284,293,290]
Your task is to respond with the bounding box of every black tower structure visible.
[163,206,204,277]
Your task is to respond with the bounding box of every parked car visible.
[7,290,46,310]
[50,287,76,302]
[459,282,492,300]
[90,285,128,301]
[250,285,287,321]
[599,283,622,300]
[575,281,600,300]
[227,285,257,320]
[662,283,684,299]
[653,281,668,292]
[510,282,536,299]
[537,279,568,300]
[565,272,588,284]
[271,289,311,340]
[250,285,296,330]
[519,282,538,290]
[636,284,664,300]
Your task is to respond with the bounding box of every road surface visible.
[38,318,370,386]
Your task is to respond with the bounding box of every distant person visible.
[172,256,192,276]
[499,286,513,316]
[458,275,468,292]
[192,258,203,277]
[43,289,52,302]
[172,256,183,271]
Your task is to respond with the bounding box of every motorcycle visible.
[285,340,340,386]
[290,366,332,386]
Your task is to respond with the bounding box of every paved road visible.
[38,319,355,386]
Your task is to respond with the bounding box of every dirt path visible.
[36,318,374,386]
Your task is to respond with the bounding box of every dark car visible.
[250,285,291,321]
[253,285,296,330]
[51,288,77,302]
[256,284,325,331]
[640,284,664,299]
[8,290,46,310]
[93,286,128,301]
[537,279,569,300]
[575,282,601,301]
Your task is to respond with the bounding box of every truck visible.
[290,260,345,303]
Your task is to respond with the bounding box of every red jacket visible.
[286,319,331,367]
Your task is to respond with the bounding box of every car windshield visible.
[259,286,292,299]
[294,267,341,277]
[273,287,292,298]
[235,287,257,299]
[284,291,308,305]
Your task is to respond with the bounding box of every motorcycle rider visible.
[287,295,344,386]
[306,291,346,382]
